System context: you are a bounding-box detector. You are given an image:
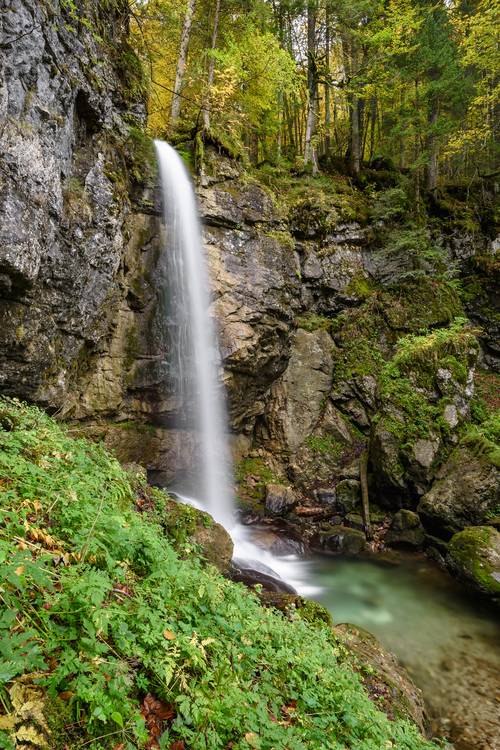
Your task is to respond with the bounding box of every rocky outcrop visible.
[418,444,499,537]
[370,323,479,503]
[334,624,428,733]
[0,0,164,427]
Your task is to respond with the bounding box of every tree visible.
[171,0,197,125]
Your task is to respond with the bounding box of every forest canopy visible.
[128,0,499,191]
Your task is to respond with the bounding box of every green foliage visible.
[235,457,282,503]
[370,187,410,222]
[295,314,333,333]
[462,412,500,469]
[0,399,439,749]
[304,435,345,458]
[378,318,478,443]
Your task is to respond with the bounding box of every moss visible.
[296,313,333,333]
[123,125,155,184]
[343,273,375,301]
[462,413,500,469]
[264,229,295,250]
[386,317,479,389]
[305,434,344,458]
[381,276,463,331]
[251,166,369,227]
[235,457,282,502]
[296,599,333,629]
[448,526,500,595]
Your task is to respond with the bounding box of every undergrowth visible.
[0,399,438,749]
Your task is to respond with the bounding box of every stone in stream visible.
[385,510,425,548]
[312,525,367,556]
[446,526,500,600]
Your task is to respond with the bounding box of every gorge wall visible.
[1,0,499,596]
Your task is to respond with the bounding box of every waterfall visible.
[155,141,318,596]
[155,140,233,528]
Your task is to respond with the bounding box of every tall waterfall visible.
[155,141,317,596]
[155,140,233,528]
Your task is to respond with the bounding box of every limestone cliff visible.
[0,0,163,423]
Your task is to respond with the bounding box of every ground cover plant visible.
[0,398,439,750]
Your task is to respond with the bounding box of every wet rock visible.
[386,510,425,548]
[264,484,297,515]
[230,560,297,594]
[312,525,366,556]
[446,526,500,600]
[418,444,500,536]
[314,487,336,505]
[0,0,165,429]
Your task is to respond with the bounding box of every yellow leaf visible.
[0,714,16,730]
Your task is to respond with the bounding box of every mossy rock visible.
[334,624,428,733]
[447,526,500,599]
[313,525,367,556]
[258,593,333,629]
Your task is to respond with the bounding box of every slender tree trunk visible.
[350,94,361,175]
[324,6,331,157]
[426,99,439,191]
[368,97,377,162]
[304,0,318,173]
[360,450,372,541]
[202,0,221,131]
[171,0,196,125]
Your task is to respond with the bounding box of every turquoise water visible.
[308,554,500,748]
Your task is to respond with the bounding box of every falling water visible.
[155,140,317,595]
[155,140,233,528]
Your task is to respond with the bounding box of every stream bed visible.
[308,553,500,750]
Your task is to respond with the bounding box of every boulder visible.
[265,484,297,515]
[314,487,336,505]
[313,525,366,556]
[418,444,500,536]
[191,517,234,574]
[335,479,361,513]
[446,526,500,599]
[385,510,425,548]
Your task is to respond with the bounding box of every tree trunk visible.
[324,5,331,156]
[350,94,361,176]
[368,97,377,162]
[171,0,196,126]
[202,0,221,131]
[426,99,439,191]
[360,450,372,541]
[304,0,318,173]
